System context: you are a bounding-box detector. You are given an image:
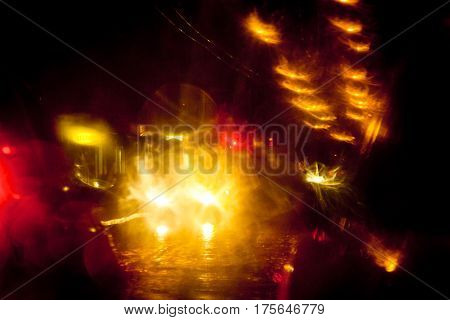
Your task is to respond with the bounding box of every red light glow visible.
[1,146,12,155]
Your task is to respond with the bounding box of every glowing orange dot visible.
[283,264,294,273]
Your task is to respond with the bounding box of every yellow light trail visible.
[329,130,356,143]
[101,213,145,226]
[361,116,384,153]
[303,120,331,130]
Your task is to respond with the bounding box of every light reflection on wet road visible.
[107,226,299,299]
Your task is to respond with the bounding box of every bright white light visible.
[201,223,214,241]
[192,189,217,206]
[146,190,171,207]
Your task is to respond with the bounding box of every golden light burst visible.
[244,11,281,45]
[303,162,343,188]
[100,133,293,240]
[299,161,349,208]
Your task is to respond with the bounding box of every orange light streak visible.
[345,110,365,121]
[329,130,356,143]
[341,65,368,81]
[329,18,363,34]
[348,96,373,109]
[303,120,331,130]
[333,0,359,6]
[280,80,316,95]
[307,111,337,122]
[361,116,384,153]
[274,58,310,81]
[244,12,281,45]
[342,38,371,52]
[368,236,402,273]
[291,97,330,112]
[345,83,369,98]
